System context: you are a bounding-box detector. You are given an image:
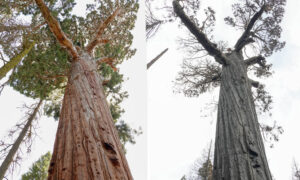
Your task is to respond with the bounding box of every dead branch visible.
[172,0,229,65]
[234,5,266,52]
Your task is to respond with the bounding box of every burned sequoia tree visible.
[173,0,285,179]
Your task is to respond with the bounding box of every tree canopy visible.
[0,0,140,147]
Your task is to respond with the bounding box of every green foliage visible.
[21,152,51,180]
[6,0,140,147]
[10,41,69,99]
[116,120,142,147]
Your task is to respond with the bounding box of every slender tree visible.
[0,100,43,179]
[172,0,286,179]
[181,141,213,180]
[146,0,169,69]
[147,48,168,69]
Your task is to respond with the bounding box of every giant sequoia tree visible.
[172,0,286,179]
[31,0,137,179]
[1,0,138,179]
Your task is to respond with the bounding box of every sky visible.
[0,1,146,180]
[147,0,300,180]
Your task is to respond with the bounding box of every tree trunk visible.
[47,53,132,180]
[212,52,272,180]
[0,99,42,180]
[0,41,35,80]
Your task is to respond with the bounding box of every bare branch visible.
[235,5,266,51]
[147,48,168,69]
[34,0,79,59]
[245,55,265,66]
[172,0,229,65]
[86,8,121,54]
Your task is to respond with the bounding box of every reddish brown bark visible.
[33,1,133,178]
[48,53,133,180]
[34,0,79,59]
[86,8,121,54]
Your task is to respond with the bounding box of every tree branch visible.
[96,57,117,71]
[34,0,79,59]
[235,38,255,52]
[86,8,121,54]
[147,48,168,69]
[234,4,266,52]
[172,0,229,65]
[244,55,265,67]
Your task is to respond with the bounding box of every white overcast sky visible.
[0,1,146,180]
[147,0,300,180]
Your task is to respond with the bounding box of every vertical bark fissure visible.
[212,52,272,180]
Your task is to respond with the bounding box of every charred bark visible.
[47,53,132,180]
[212,52,272,180]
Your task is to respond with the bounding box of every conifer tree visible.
[1,0,139,179]
[170,0,286,179]
[21,152,51,180]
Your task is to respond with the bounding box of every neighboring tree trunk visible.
[212,52,272,179]
[0,99,43,180]
[47,53,133,180]
[0,41,35,80]
[147,48,168,69]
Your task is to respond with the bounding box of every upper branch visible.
[34,0,79,60]
[86,8,121,54]
[172,0,229,65]
[234,4,266,52]
[245,55,265,67]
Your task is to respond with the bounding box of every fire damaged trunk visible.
[212,52,272,180]
[47,53,133,180]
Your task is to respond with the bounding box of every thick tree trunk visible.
[0,99,42,180]
[47,53,132,180]
[212,52,272,180]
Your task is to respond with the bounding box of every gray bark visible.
[212,52,272,180]
[0,99,43,179]
[147,48,168,69]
